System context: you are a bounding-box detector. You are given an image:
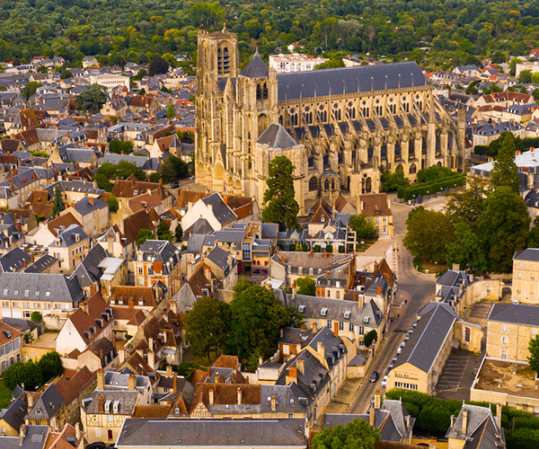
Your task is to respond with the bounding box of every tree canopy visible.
[109,139,134,154]
[51,185,65,218]
[76,84,107,114]
[490,132,519,193]
[529,334,539,373]
[349,214,377,240]
[262,156,299,230]
[312,418,380,449]
[94,161,147,191]
[296,276,315,296]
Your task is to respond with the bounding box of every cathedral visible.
[195,27,465,213]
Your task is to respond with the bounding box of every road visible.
[348,195,448,413]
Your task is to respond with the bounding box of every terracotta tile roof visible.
[191,369,208,386]
[122,351,154,375]
[375,258,396,288]
[127,309,147,326]
[174,190,208,209]
[112,178,168,199]
[0,321,22,344]
[111,307,146,322]
[122,209,157,245]
[187,265,216,298]
[359,193,391,217]
[67,291,109,344]
[213,355,240,370]
[110,286,158,308]
[54,366,96,404]
[0,154,17,165]
[152,125,175,141]
[191,383,261,409]
[128,189,165,214]
[334,193,351,213]
[155,135,175,152]
[47,212,82,237]
[44,423,84,449]
[308,198,332,223]
[132,405,172,418]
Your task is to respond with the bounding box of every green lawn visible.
[0,379,12,408]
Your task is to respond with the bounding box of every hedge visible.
[397,173,466,201]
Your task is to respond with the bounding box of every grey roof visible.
[201,193,237,226]
[394,302,457,373]
[0,396,27,431]
[116,418,306,447]
[24,255,59,274]
[137,240,180,275]
[44,180,104,197]
[0,425,49,449]
[257,122,299,149]
[54,224,88,247]
[185,232,207,254]
[71,244,108,287]
[206,246,232,275]
[104,370,150,390]
[0,247,31,272]
[0,272,83,303]
[446,404,505,448]
[382,399,414,441]
[240,51,269,78]
[2,318,37,333]
[277,62,427,101]
[83,390,139,415]
[26,384,64,420]
[514,248,539,262]
[75,196,108,215]
[487,303,539,327]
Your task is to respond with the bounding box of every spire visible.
[240,50,269,78]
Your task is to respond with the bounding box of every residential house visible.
[108,285,164,312]
[386,302,482,395]
[0,212,25,253]
[0,394,28,436]
[512,248,539,305]
[0,320,23,372]
[133,240,180,296]
[43,423,85,449]
[446,404,505,449]
[0,272,84,318]
[48,224,89,274]
[181,193,239,232]
[0,425,49,449]
[0,247,32,273]
[61,196,109,236]
[358,193,393,238]
[55,292,113,356]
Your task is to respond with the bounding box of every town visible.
[0,6,538,449]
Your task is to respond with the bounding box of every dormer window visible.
[321,308,328,317]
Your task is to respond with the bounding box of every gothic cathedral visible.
[195,27,465,213]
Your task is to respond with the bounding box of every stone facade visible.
[195,28,465,212]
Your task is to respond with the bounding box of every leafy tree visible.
[403,208,454,264]
[296,276,315,296]
[21,81,41,101]
[149,56,169,76]
[533,89,539,103]
[312,418,380,449]
[528,217,539,248]
[167,104,175,120]
[528,335,539,373]
[477,187,530,272]
[159,155,188,183]
[3,360,42,391]
[184,297,231,362]
[175,223,183,242]
[137,228,155,246]
[314,59,345,70]
[349,214,377,240]
[446,176,490,230]
[38,351,63,382]
[76,84,107,114]
[364,330,378,347]
[106,194,119,213]
[519,70,532,84]
[95,161,146,191]
[228,282,291,362]
[60,68,72,79]
[109,139,133,154]
[24,332,34,344]
[262,156,299,230]
[157,221,174,242]
[490,133,519,193]
[30,311,42,323]
[51,185,65,217]
[446,221,487,273]
[381,169,409,192]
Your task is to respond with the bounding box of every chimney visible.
[376,286,382,296]
[173,373,177,394]
[148,350,155,370]
[149,337,154,352]
[271,394,276,412]
[237,387,242,405]
[98,395,104,412]
[496,403,502,429]
[118,348,125,364]
[89,196,94,206]
[19,424,26,444]
[128,298,134,308]
[286,366,298,385]
[297,358,304,374]
[281,255,286,263]
[374,390,381,409]
[317,341,325,359]
[369,405,375,427]
[26,392,34,408]
[128,374,136,391]
[166,364,173,377]
[23,259,27,269]
[208,388,214,405]
[75,422,81,441]
[462,408,468,435]
[97,368,105,390]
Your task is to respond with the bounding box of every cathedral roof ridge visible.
[240,51,269,79]
[257,123,299,149]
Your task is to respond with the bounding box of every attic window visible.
[364,316,370,324]
[321,308,328,316]
[344,311,351,319]
[298,305,305,313]
[46,292,50,297]
[3,289,8,295]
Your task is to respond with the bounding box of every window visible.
[326,320,332,329]
[358,326,364,335]
[465,327,471,343]
[501,349,507,359]
[137,267,143,275]
[338,322,344,331]
[283,345,289,355]
[502,336,508,344]
[503,325,508,332]
[395,382,417,390]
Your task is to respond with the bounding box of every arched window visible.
[223,47,230,73]
[309,177,318,191]
[262,83,268,99]
[217,48,223,74]
[409,163,417,174]
[256,84,262,100]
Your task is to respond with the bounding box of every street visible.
[347,195,448,413]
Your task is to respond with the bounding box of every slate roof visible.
[0,396,27,432]
[277,62,427,101]
[137,240,180,274]
[257,123,299,149]
[201,193,237,226]
[71,244,108,287]
[0,272,83,303]
[513,248,539,262]
[0,425,49,449]
[487,303,539,327]
[24,255,59,273]
[206,246,232,276]
[54,224,88,247]
[75,196,108,215]
[240,51,269,78]
[446,404,505,448]
[394,302,457,373]
[0,247,32,272]
[116,418,306,447]
[26,384,64,420]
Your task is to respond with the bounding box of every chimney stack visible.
[496,403,502,430]
[148,350,155,370]
[209,388,214,405]
[462,408,468,435]
[26,391,34,408]
[237,387,242,405]
[369,405,375,427]
[297,358,304,375]
[166,364,173,377]
[173,373,177,394]
[376,286,382,296]
[97,368,104,390]
[286,366,298,385]
[317,341,325,359]
[128,374,136,391]
[374,390,381,409]
[75,422,81,441]
[271,395,276,412]
[149,337,154,352]
[98,395,104,412]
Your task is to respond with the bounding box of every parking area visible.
[435,348,484,400]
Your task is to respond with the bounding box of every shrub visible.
[338,246,345,253]
[314,245,321,253]
[325,245,333,253]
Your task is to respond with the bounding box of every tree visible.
[95,161,146,191]
[3,360,42,390]
[519,70,532,84]
[528,335,539,373]
[314,59,345,70]
[60,68,72,79]
[228,282,291,363]
[490,133,519,192]
[166,103,175,120]
[403,208,454,264]
[159,155,188,183]
[38,351,63,382]
[381,169,409,192]
[137,228,155,246]
[262,156,299,230]
[296,276,315,296]
[175,223,183,243]
[51,185,65,218]
[184,297,231,362]
[30,311,42,323]
[446,176,490,230]
[76,84,107,114]
[21,81,41,101]
[528,217,539,248]
[149,56,169,76]
[109,139,133,154]
[106,194,119,213]
[157,221,174,242]
[312,418,380,449]
[477,187,530,272]
[364,330,378,347]
[446,221,487,273]
[349,214,377,240]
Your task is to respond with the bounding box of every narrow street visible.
[346,195,448,413]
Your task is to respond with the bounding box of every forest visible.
[0,0,537,70]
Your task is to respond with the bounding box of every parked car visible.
[404,332,411,342]
[170,181,179,188]
[381,376,387,388]
[86,443,106,449]
[369,371,379,383]
[397,342,405,354]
